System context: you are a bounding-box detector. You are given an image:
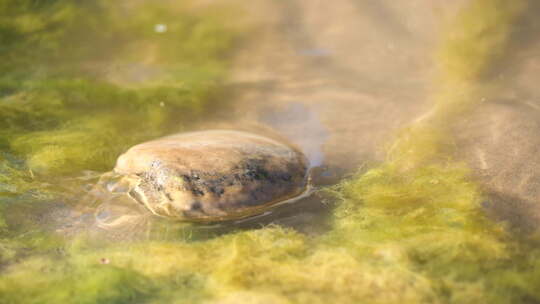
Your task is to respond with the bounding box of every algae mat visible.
[1,1,540,304]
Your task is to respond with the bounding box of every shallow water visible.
[2,0,540,303]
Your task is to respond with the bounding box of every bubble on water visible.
[154,24,167,33]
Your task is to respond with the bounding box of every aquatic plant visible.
[0,0,241,247]
[435,0,527,118]
[2,0,540,303]
[327,0,540,303]
[0,0,238,177]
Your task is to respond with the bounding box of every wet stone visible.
[114,130,309,221]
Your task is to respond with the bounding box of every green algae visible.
[0,0,242,242]
[329,165,537,304]
[0,1,242,297]
[439,0,526,84]
[2,0,540,303]
[0,257,155,304]
[0,0,239,178]
[322,0,540,302]
[434,0,527,118]
[2,224,539,304]
[5,80,220,174]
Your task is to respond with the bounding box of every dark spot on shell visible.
[279,172,292,182]
[150,160,162,168]
[244,159,270,181]
[209,186,225,196]
[191,188,204,196]
[190,202,202,211]
[188,170,203,180]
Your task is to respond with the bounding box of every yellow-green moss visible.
[0,0,240,178]
[0,257,155,304]
[325,0,540,303]
[434,0,528,118]
[2,0,540,304]
[439,0,527,85]
[5,81,215,174]
[0,0,242,286]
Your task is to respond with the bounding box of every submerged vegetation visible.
[0,0,238,178]
[1,0,540,303]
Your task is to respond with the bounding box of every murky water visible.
[2,0,540,303]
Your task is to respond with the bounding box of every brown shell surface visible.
[114,130,309,221]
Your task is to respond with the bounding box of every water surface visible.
[2,1,540,303]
